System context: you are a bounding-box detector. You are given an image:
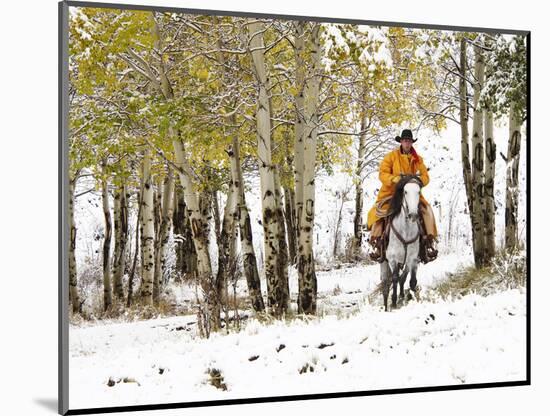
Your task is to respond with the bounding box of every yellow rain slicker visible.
[366,147,436,236]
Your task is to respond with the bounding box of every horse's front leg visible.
[381,262,391,312]
[380,261,391,312]
[391,262,399,308]
[399,265,408,301]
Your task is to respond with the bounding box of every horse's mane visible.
[388,175,423,219]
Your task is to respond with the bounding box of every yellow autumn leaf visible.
[197,68,209,80]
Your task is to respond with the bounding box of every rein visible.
[374,174,423,267]
[390,218,420,246]
[390,185,421,268]
[390,217,420,269]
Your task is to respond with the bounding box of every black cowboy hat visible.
[395,129,417,143]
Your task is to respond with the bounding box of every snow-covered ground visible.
[69,94,527,411]
[69,254,526,410]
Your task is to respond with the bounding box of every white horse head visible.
[402,180,421,222]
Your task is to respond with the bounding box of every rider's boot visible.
[424,235,438,262]
[369,237,383,262]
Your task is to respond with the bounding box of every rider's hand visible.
[392,175,400,184]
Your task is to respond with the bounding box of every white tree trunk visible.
[216,180,236,308]
[484,110,497,259]
[505,106,522,250]
[127,188,141,307]
[471,41,486,268]
[139,178,145,295]
[101,166,113,311]
[229,135,265,312]
[160,170,175,281]
[273,167,290,310]
[297,23,322,314]
[152,177,162,304]
[173,186,197,280]
[283,185,297,264]
[353,109,368,256]
[140,149,155,305]
[68,175,80,313]
[293,20,306,238]
[247,20,287,316]
[459,37,474,223]
[112,182,127,301]
[173,136,220,332]
[113,185,121,297]
[153,169,175,304]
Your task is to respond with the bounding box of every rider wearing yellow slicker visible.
[366,129,438,261]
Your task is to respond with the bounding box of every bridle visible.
[401,195,414,219]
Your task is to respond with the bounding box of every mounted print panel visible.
[59,0,529,414]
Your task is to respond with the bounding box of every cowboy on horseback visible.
[365,129,438,263]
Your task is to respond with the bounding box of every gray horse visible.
[381,175,423,311]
